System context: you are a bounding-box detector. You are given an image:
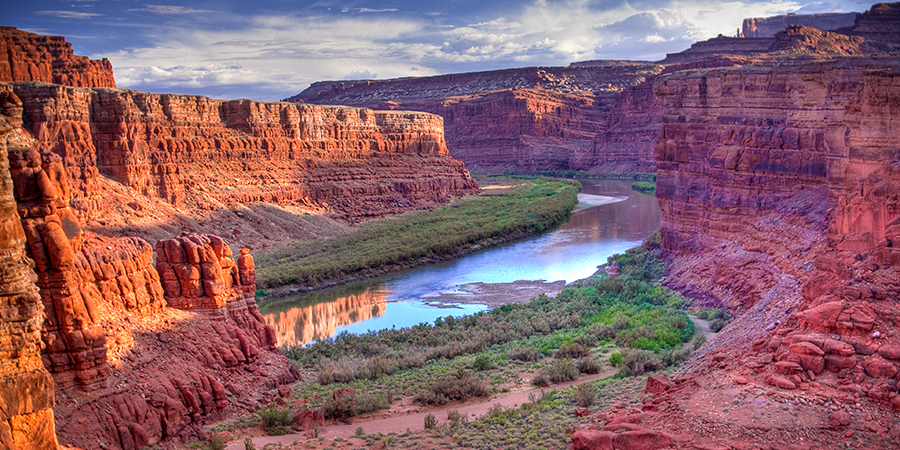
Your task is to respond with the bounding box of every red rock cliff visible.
[616,52,900,449]
[287,64,663,174]
[0,27,115,88]
[0,88,58,450]
[6,82,478,248]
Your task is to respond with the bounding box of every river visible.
[260,179,661,347]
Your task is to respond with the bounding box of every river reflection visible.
[261,179,661,347]
[262,285,388,347]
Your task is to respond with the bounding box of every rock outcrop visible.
[742,12,858,38]
[0,87,58,450]
[4,81,479,248]
[0,27,115,88]
[287,64,664,174]
[0,27,484,449]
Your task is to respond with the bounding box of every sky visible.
[6,0,871,101]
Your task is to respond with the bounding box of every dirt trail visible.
[228,370,617,449]
[689,316,716,339]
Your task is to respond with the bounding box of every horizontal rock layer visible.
[5,82,478,247]
[288,64,664,174]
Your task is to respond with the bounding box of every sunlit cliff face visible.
[263,289,387,347]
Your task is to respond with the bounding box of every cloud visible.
[103,0,848,101]
[128,5,216,14]
[343,69,378,79]
[35,10,101,19]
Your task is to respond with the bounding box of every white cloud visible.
[343,69,378,79]
[642,34,666,43]
[103,0,846,100]
[35,10,101,19]
[128,5,217,15]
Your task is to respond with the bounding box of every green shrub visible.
[554,342,588,359]
[710,318,727,332]
[473,353,495,371]
[424,413,437,430]
[578,356,602,374]
[255,404,292,435]
[531,372,551,387]
[631,181,656,193]
[574,383,596,407]
[321,397,356,423]
[546,358,579,383]
[414,373,491,405]
[205,434,226,450]
[609,352,624,366]
[447,410,467,428]
[508,346,541,362]
[243,437,256,450]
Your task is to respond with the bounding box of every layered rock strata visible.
[1,82,301,449]
[0,27,115,88]
[615,50,900,448]
[4,81,478,248]
[0,88,58,450]
[287,64,664,174]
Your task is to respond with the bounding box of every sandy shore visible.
[422,279,567,308]
[574,193,628,211]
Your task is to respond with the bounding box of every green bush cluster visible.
[255,403,292,435]
[631,181,656,193]
[698,308,733,332]
[413,370,491,405]
[256,177,579,290]
[320,391,391,422]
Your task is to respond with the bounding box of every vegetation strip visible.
[255,176,579,295]
[206,235,723,450]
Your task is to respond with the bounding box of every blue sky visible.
[7,0,870,101]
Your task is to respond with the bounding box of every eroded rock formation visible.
[0,87,58,450]
[742,12,858,38]
[287,64,664,174]
[0,27,115,88]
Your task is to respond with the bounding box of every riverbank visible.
[255,176,580,298]
[205,236,715,450]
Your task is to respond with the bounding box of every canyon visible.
[1,2,900,450]
[0,27,479,450]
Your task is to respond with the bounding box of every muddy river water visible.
[260,179,661,347]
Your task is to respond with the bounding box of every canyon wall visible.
[0,83,302,449]
[0,27,482,449]
[0,27,115,88]
[623,49,900,448]
[6,82,479,248]
[0,88,58,450]
[287,64,664,174]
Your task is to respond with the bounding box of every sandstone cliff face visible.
[631,54,900,448]
[0,88,58,450]
[5,82,478,248]
[288,64,663,174]
[0,27,115,88]
[1,82,302,449]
